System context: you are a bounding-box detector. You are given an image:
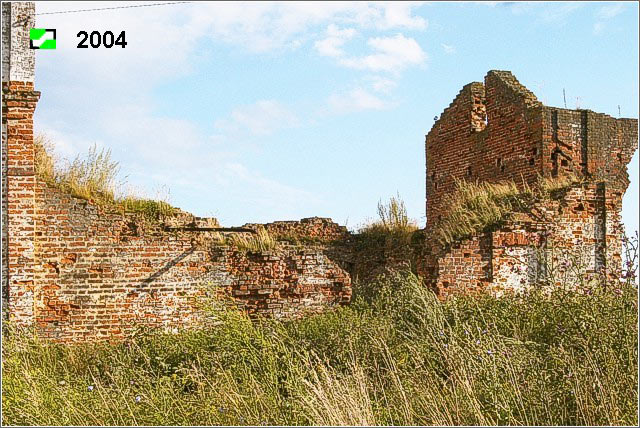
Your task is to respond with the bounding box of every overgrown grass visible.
[357,193,419,247]
[34,135,176,219]
[4,270,636,426]
[433,175,583,247]
[351,194,421,280]
[224,228,278,253]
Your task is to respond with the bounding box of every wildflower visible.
[130,380,135,385]
[487,350,494,355]
[88,385,94,391]
[135,395,142,403]
[464,329,469,336]
[482,329,487,334]
[476,340,481,345]
[443,344,448,348]
[218,407,226,414]
[614,288,622,295]
[58,380,66,386]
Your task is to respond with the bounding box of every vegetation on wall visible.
[433,174,583,247]
[34,135,176,219]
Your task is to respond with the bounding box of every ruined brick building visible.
[1,3,638,341]
[420,70,637,297]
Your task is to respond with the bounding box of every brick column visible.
[2,82,40,324]
[2,2,39,324]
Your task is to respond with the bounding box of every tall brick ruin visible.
[422,70,638,297]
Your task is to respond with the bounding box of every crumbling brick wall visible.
[425,70,637,229]
[22,182,351,341]
[423,71,638,297]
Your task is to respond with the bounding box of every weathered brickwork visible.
[425,70,637,229]
[2,4,637,339]
[22,183,351,341]
[423,71,638,297]
[2,2,35,83]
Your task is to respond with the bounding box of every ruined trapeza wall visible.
[1,3,350,341]
[427,184,627,297]
[30,184,350,341]
[423,70,638,297]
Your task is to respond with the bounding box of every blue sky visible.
[33,1,638,235]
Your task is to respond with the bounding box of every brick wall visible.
[423,183,630,298]
[2,2,38,320]
[422,71,638,297]
[27,183,350,341]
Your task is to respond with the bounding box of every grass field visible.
[2,271,637,426]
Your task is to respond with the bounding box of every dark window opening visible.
[500,164,505,173]
[496,158,502,166]
[576,203,585,211]
[532,147,538,156]
[466,166,472,176]
[561,159,568,167]
[529,158,535,166]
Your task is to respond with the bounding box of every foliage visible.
[3,269,637,426]
[376,192,412,231]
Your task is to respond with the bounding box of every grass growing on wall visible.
[226,228,278,253]
[433,175,583,247]
[358,194,419,248]
[2,271,637,426]
[34,135,176,219]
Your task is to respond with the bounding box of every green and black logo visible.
[30,29,56,49]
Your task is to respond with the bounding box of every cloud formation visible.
[338,34,427,74]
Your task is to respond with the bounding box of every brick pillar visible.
[2,2,39,324]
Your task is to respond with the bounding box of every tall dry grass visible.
[34,134,175,219]
[433,174,583,247]
[4,260,637,426]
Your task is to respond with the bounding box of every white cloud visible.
[597,3,625,20]
[328,87,389,113]
[368,76,397,93]
[374,2,428,30]
[338,34,427,74]
[314,24,357,58]
[441,43,456,54]
[594,3,625,35]
[214,100,299,137]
